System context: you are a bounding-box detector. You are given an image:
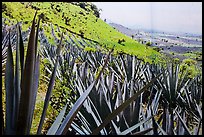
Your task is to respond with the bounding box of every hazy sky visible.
[92,2,202,35]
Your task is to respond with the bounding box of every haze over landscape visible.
[93,2,202,35]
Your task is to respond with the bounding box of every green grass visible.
[183,51,202,61]
[2,2,163,64]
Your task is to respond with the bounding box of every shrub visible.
[173,58,180,64]
[2,3,7,12]
[182,58,197,66]
[90,3,101,18]
[118,38,125,45]
[78,2,86,10]
[152,47,161,52]
[146,41,152,46]
[79,30,84,37]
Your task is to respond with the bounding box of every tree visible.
[131,34,134,39]
[146,41,152,46]
[79,2,86,10]
[90,3,101,18]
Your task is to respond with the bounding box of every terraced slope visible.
[2,2,162,63]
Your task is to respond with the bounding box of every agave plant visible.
[147,62,202,135]
[3,11,38,135]
[2,11,67,135]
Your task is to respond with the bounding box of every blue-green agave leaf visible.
[5,30,14,135]
[47,104,67,135]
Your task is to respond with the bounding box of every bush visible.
[90,3,101,18]
[79,30,84,37]
[2,3,7,12]
[118,38,125,45]
[182,58,197,66]
[196,56,202,61]
[146,41,152,46]
[78,2,86,10]
[173,58,180,64]
[152,47,161,52]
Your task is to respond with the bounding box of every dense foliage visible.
[2,3,202,135]
[41,26,202,135]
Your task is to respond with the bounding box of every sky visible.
[92,2,202,35]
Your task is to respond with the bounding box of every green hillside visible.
[2,2,162,63]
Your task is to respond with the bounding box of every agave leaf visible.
[144,107,153,134]
[120,116,153,135]
[119,54,127,79]
[109,72,114,97]
[129,80,134,115]
[37,31,64,134]
[91,73,162,135]
[113,58,124,78]
[195,100,202,119]
[34,16,41,59]
[56,49,113,135]
[17,11,37,135]
[86,96,107,135]
[151,108,158,135]
[195,118,202,135]
[162,105,168,132]
[47,104,67,135]
[5,30,15,135]
[152,89,162,114]
[169,64,175,103]
[102,76,113,112]
[13,25,21,132]
[1,105,4,134]
[111,120,121,134]
[18,25,24,76]
[70,108,92,134]
[154,119,168,135]
[175,110,191,135]
[178,65,190,89]
[134,59,142,80]
[80,124,91,135]
[132,128,153,135]
[55,79,98,135]
[127,55,132,81]
[28,54,40,132]
[71,122,86,135]
[37,53,59,134]
[177,109,185,135]
[174,64,179,96]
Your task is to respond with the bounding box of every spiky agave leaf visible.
[5,30,15,135]
[16,11,38,135]
[47,104,68,135]
[37,31,64,134]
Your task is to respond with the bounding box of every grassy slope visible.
[2,2,163,63]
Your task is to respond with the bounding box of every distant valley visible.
[109,22,202,64]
